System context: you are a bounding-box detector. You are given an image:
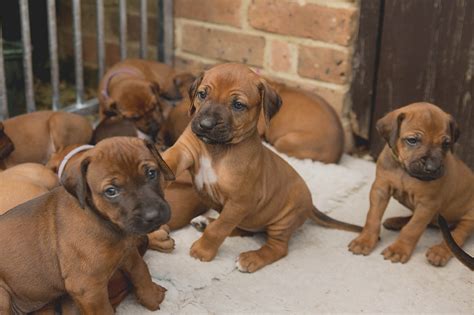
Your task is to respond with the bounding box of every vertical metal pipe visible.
[47,0,60,111]
[140,0,148,59]
[19,0,36,112]
[119,0,127,60]
[158,0,173,64]
[0,27,8,119]
[96,0,105,80]
[72,0,84,106]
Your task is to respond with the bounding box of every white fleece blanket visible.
[118,148,473,314]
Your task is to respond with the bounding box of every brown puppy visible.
[0,163,58,214]
[0,122,14,162]
[257,80,345,163]
[98,59,192,140]
[0,111,92,169]
[348,102,474,266]
[162,63,361,273]
[0,137,175,314]
[161,79,345,163]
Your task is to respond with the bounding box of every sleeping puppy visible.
[0,137,174,314]
[0,111,92,169]
[348,102,474,266]
[98,59,193,141]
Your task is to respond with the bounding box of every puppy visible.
[162,63,361,273]
[257,80,345,163]
[0,111,92,169]
[348,102,474,266]
[0,137,174,314]
[98,59,193,140]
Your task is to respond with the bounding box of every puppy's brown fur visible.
[348,103,474,266]
[162,63,361,273]
[0,111,92,169]
[0,137,174,314]
[98,59,193,140]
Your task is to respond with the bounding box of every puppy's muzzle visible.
[191,115,232,144]
[408,156,444,181]
[131,200,171,234]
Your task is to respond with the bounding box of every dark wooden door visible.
[352,0,474,168]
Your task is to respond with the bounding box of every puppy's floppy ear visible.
[376,111,405,149]
[145,140,175,181]
[258,79,282,123]
[103,99,120,117]
[173,73,196,90]
[149,82,161,96]
[61,157,91,209]
[188,72,204,116]
[448,115,460,146]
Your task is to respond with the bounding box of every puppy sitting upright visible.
[0,137,174,314]
[348,102,474,266]
[163,63,361,273]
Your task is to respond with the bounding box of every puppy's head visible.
[102,79,165,139]
[376,102,459,181]
[61,137,175,235]
[188,63,281,145]
[0,122,14,160]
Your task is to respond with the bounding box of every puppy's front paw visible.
[190,215,210,232]
[236,250,266,273]
[136,282,166,311]
[348,232,378,255]
[381,240,414,263]
[148,225,175,253]
[426,244,452,267]
[190,237,218,261]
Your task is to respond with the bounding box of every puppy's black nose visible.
[424,158,440,173]
[199,117,217,130]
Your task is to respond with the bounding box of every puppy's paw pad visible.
[237,251,266,273]
[348,233,378,255]
[426,245,451,267]
[191,216,209,232]
[137,282,166,311]
[148,226,175,253]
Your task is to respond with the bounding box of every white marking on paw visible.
[190,215,209,232]
[195,157,217,190]
[235,258,248,273]
[136,129,151,141]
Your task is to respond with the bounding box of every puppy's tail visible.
[309,206,362,233]
[438,214,474,271]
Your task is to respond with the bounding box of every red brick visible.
[174,56,215,74]
[270,40,292,72]
[175,0,242,27]
[181,24,265,66]
[298,45,351,84]
[248,0,358,46]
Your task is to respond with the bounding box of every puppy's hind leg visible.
[0,286,12,315]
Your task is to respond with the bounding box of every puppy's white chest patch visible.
[195,157,218,190]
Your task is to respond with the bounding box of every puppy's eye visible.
[442,139,451,149]
[197,90,207,100]
[104,186,120,198]
[405,137,418,146]
[146,168,158,180]
[232,101,246,111]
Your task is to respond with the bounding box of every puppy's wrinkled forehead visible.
[401,104,450,136]
[202,64,261,102]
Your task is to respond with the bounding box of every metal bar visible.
[96,0,105,80]
[0,27,8,119]
[19,0,35,112]
[158,0,173,64]
[72,0,84,106]
[47,0,60,111]
[119,0,127,60]
[62,98,98,116]
[140,0,148,58]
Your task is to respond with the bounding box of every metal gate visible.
[0,0,174,120]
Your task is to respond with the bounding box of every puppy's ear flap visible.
[376,111,405,149]
[448,115,460,146]
[103,99,120,117]
[173,73,196,90]
[62,157,91,209]
[145,140,175,181]
[150,82,161,96]
[258,80,282,123]
[188,72,204,116]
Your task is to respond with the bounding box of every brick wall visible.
[174,0,360,150]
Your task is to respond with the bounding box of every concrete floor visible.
[118,151,474,314]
